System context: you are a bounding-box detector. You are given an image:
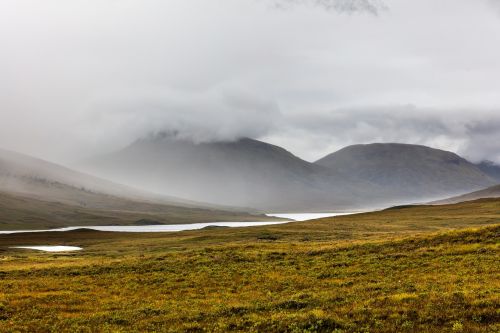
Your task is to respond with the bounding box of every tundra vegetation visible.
[0,199,499,332]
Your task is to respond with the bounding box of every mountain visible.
[431,184,500,205]
[81,138,499,212]
[315,143,497,201]
[475,160,500,182]
[0,148,273,229]
[80,135,379,212]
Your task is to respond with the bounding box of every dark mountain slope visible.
[475,160,500,182]
[315,143,497,201]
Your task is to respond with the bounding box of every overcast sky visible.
[1,0,500,164]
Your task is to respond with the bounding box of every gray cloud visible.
[489,0,500,14]
[81,101,500,164]
[80,88,281,147]
[0,0,499,166]
[270,0,387,14]
[263,107,500,163]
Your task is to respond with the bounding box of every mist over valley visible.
[1,1,499,332]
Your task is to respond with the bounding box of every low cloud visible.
[82,103,500,164]
[270,0,387,15]
[78,87,282,150]
[489,0,500,14]
[264,106,500,163]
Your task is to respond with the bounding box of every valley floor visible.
[0,199,499,332]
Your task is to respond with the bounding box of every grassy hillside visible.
[0,191,276,231]
[0,199,498,332]
[0,148,255,215]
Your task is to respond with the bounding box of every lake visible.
[266,212,357,221]
[0,212,356,234]
[10,246,83,252]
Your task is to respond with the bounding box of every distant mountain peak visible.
[315,142,496,198]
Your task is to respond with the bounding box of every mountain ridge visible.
[80,137,498,211]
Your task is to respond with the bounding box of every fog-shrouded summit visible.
[79,134,375,212]
[79,136,497,211]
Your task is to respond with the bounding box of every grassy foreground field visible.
[0,199,499,332]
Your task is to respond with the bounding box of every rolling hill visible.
[0,148,256,211]
[0,148,207,209]
[0,148,273,229]
[431,184,500,205]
